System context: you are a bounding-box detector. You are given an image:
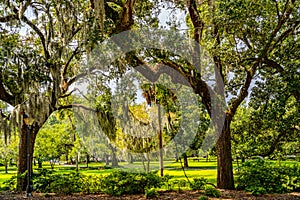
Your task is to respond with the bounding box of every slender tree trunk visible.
[158,104,163,176]
[86,154,89,168]
[146,152,150,173]
[141,154,146,172]
[105,153,109,165]
[175,143,179,162]
[216,117,234,189]
[241,157,245,163]
[75,153,79,172]
[38,160,42,169]
[4,158,8,174]
[183,153,189,168]
[65,150,69,164]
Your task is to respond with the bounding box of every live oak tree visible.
[123,0,300,188]
[1,0,299,191]
[0,0,139,191]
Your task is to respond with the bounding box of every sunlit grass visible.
[1,159,297,187]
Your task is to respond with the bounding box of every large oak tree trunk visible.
[17,124,39,191]
[216,116,234,189]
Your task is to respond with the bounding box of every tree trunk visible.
[141,154,146,172]
[241,157,245,163]
[86,154,89,168]
[65,149,69,164]
[4,158,8,174]
[110,145,118,167]
[105,154,109,165]
[158,104,163,176]
[17,124,38,192]
[183,153,188,168]
[146,152,150,173]
[216,117,234,189]
[38,160,42,169]
[75,153,79,172]
[111,151,118,167]
[128,153,134,164]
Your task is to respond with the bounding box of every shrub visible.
[198,196,209,200]
[101,170,162,196]
[79,174,104,194]
[236,159,300,194]
[190,177,208,190]
[33,170,82,194]
[2,172,26,191]
[204,186,221,198]
[247,186,267,196]
[161,174,174,190]
[145,188,159,199]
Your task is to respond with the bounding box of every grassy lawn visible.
[1,158,298,188]
[0,159,218,186]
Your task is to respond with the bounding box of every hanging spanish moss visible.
[94,0,105,36]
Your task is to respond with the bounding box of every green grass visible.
[1,159,297,188]
[0,159,218,186]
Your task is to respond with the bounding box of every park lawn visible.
[1,159,297,188]
[0,160,218,186]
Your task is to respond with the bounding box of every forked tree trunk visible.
[216,117,234,189]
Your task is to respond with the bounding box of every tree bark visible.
[128,153,134,164]
[183,153,189,168]
[216,117,234,189]
[4,158,8,174]
[17,124,39,191]
[86,154,89,168]
[110,145,118,167]
[38,160,42,169]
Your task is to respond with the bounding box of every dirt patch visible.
[0,190,300,200]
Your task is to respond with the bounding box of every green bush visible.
[160,174,174,190]
[33,170,82,194]
[145,188,159,198]
[80,174,104,194]
[247,186,267,196]
[190,177,208,190]
[198,196,209,200]
[236,159,300,194]
[204,186,221,198]
[2,172,26,191]
[99,170,163,196]
[31,169,163,196]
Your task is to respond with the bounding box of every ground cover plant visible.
[236,159,300,195]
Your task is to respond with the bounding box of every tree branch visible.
[18,12,50,59]
[0,77,15,105]
[57,104,96,112]
[0,14,17,22]
[186,0,204,74]
[115,0,136,33]
[262,58,284,72]
[228,64,258,117]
